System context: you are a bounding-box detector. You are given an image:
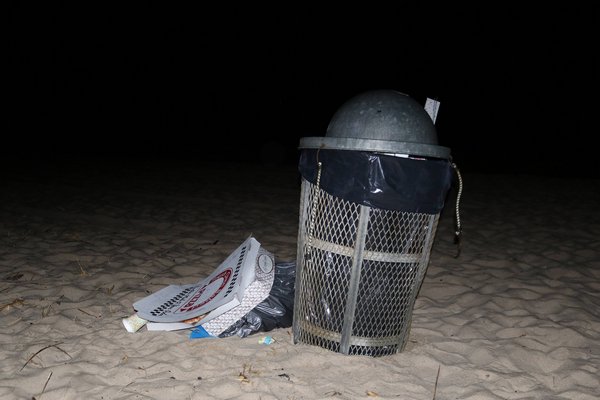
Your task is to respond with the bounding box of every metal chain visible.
[451,162,463,258]
[308,161,323,246]
[306,154,323,262]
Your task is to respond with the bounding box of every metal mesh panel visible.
[293,178,440,356]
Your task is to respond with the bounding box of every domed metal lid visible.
[299,89,451,159]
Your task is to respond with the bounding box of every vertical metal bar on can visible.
[339,204,370,354]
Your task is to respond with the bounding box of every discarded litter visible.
[122,313,148,333]
[189,325,215,339]
[123,236,295,339]
[216,259,295,338]
[258,336,274,345]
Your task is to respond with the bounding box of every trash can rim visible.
[298,136,451,160]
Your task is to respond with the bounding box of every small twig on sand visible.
[20,342,71,371]
[0,298,24,312]
[78,308,101,318]
[432,364,440,400]
[42,304,53,318]
[33,371,53,400]
[77,260,88,277]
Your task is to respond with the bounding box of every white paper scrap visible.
[424,97,440,123]
[122,313,148,333]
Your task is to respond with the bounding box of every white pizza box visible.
[133,236,261,323]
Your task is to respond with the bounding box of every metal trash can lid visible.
[299,89,451,159]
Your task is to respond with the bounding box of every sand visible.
[1,158,599,400]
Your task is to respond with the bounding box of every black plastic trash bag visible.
[218,260,296,338]
[299,148,453,214]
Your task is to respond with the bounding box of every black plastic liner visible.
[298,149,453,214]
[218,260,296,338]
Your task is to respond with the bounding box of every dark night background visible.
[4,3,598,178]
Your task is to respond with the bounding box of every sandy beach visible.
[1,158,599,400]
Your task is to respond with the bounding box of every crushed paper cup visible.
[122,313,148,333]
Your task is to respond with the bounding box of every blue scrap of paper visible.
[190,326,216,339]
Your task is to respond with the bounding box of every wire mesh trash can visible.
[293,90,454,356]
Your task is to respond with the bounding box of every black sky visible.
[5,3,598,177]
